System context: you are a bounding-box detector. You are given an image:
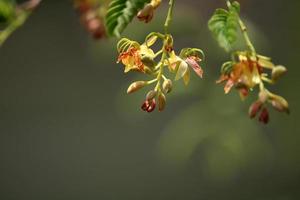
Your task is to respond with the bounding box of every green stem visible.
[164,0,175,34]
[226,1,256,55]
[238,18,256,55]
[155,0,175,91]
[0,11,31,46]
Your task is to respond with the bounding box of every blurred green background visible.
[0,0,299,199]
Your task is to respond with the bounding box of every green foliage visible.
[0,0,15,24]
[208,1,240,52]
[105,0,151,38]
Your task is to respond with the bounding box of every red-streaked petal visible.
[185,57,203,78]
[224,79,234,94]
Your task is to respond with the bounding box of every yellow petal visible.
[183,69,190,86]
[175,59,188,81]
[140,45,155,58]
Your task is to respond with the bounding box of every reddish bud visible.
[249,101,263,119]
[87,18,102,33]
[238,86,249,100]
[141,99,156,113]
[137,4,154,23]
[259,108,270,124]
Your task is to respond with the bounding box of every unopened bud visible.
[87,18,102,33]
[237,86,249,100]
[146,90,157,101]
[271,95,290,114]
[259,90,269,103]
[249,101,263,119]
[259,108,270,124]
[162,79,173,94]
[141,99,156,113]
[158,93,166,112]
[150,0,162,9]
[137,4,154,23]
[272,66,287,82]
[127,81,147,94]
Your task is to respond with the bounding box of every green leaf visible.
[208,1,240,52]
[0,0,15,24]
[105,0,151,37]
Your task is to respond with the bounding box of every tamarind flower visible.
[166,51,203,85]
[217,52,289,124]
[217,54,262,96]
[117,44,155,73]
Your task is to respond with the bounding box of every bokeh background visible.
[0,0,299,199]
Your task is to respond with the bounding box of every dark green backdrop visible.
[0,0,299,199]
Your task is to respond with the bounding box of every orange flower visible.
[167,51,204,85]
[117,44,155,73]
[118,47,144,73]
[217,55,262,95]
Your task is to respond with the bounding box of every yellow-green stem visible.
[0,11,30,46]
[164,0,175,34]
[226,1,256,55]
[155,0,175,91]
[238,18,256,56]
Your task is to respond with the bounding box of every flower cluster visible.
[74,0,106,39]
[117,33,204,113]
[217,51,289,124]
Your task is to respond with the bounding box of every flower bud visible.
[162,79,173,94]
[249,101,263,119]
[271,95,290,114]
[272,66,287,82]
[127,81,147,94]
[158,93,166,112]
[150,0,162,9]
[137,4,154,23]
[259,108,270,124]
[146,90,157,101]
[259,90,269,103]
[141,99,156,113]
